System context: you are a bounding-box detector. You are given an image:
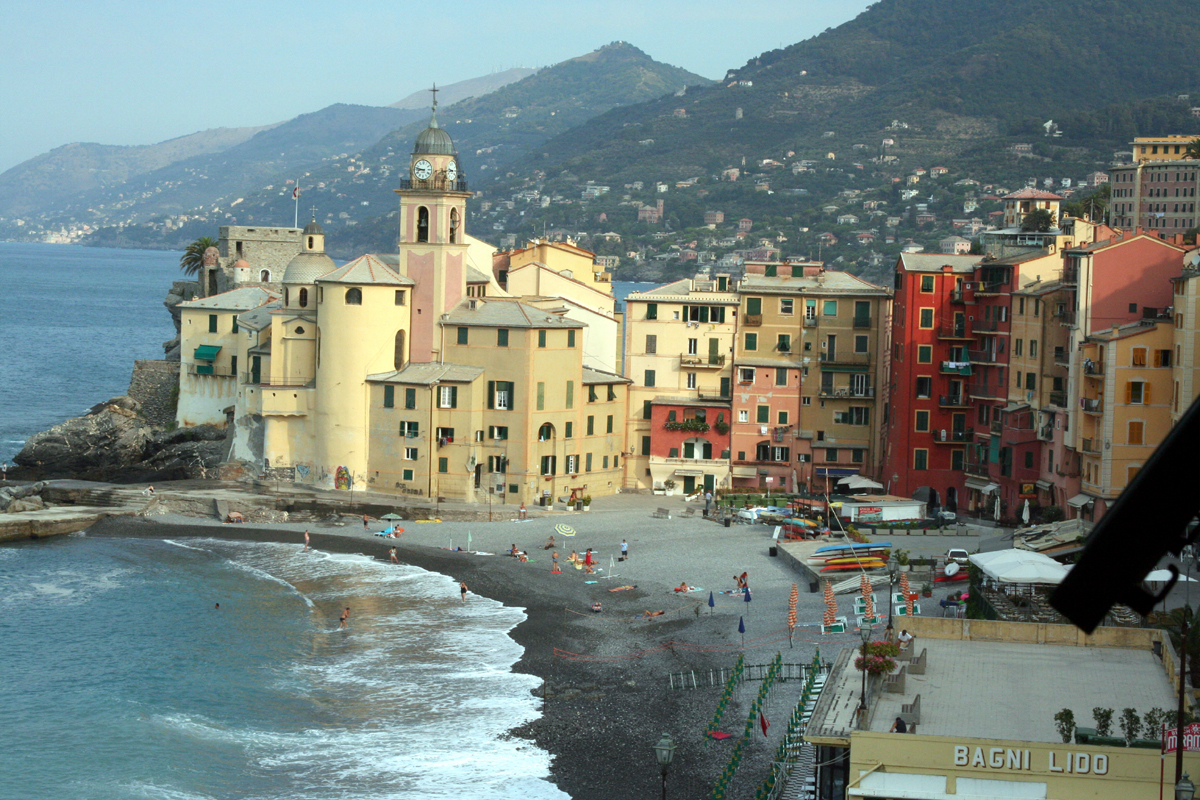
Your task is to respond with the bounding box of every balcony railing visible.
[1004,425,1038,445]
[940,361,972,375]
[1083,361,1104,377]
[950,289,966,303]
[990,419,1004,435]
[242,372,315,387]
[398,177,470,192]
[853,316,872,329]
[1049,391,1068,407]
[1061,266,1078,284]
[939,394,969,407]
[932,428,974,443]
[803,317,818,327]
[973,318,1000,332]
[967,349,999,364]
[975,281,1005,295]
[744,314,763,327]
[1081,437,1101,455]
[819,352,871,366]
[817,386,876,399]
[1081,397,1102,413]
[679,353,727,369]
[968,384,1006,400]
[964,460,990,477]
[937,324,971,339]
[186,363,236,377]
[1053,347,1068,366]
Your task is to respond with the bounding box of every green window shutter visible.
[643,401,652,420]
[457,327,469,345]
[497,328,508,346]
[587,416,595,435]
[607,415,614,433]
[405,388,417,409]
[487,380,495,409]
[765,265,777,277]
[504,381,515,409]
[566,381,574,408]
[586,453,593,472]
[568,329,576,347]
[747,297,762,315]
[645,370,655,387]
[439,457,448,474]
[667,410,677,422]
[641,435,650,454]
[537,382,545,410]
[232,318,239,333]
[703,441,713,459]
[538,330,547,348]
[565,421,573,438]
[824,300,838,316]
[699,306,709,323]
[745,333,757,351]
[720,377,730,397]
[384,386,395,408]
[757,405,769,423]
[776,368,787,386]
[208,314,218,333]
[684,442,695,459]
[669,448,679,458]
[646,303,658,320]
[450,386,458,408]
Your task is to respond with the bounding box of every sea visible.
[0,241,654,799]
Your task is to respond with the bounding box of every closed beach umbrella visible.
[994,494,1001,522]
[739,615,746,649]
[860,573,874,621]
[900,566,915,616]
[787,583,798,647]
[744,587,752,606]
[822,580,836,626]
[1021,499,1030,526]
[708,590,715,615]
[554,523,576,537]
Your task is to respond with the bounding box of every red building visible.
[646,399,731,495]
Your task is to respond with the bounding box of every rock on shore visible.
[14,396,227,482]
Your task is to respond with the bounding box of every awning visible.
[816,468,859,477]
[1067,493,1093,508]
[964,477,990,491]
[1035,479,1052,491]
[731,466,758,478]
[194,345,222,361]
[1002,402,1030,414]
[980,482,999,495]
[674,469,704,477]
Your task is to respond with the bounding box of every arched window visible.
[394,330,406,370]
[284,288,289,306]
[682,437,714,460]
[298,288,308,308]
[307,236,314,249]
[345,287,362,305]
[538,423,555,441]
[260,269,270,282]
[417,206,430,243]
[449,208,460,244]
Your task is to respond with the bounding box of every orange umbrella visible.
[899,573,911,597]
[899,573,914,617]
[906,591,915,618]
[787,583,798,633]
[822,580,836,626]
[860,573,874,621]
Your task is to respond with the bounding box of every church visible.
[175,104,630,506]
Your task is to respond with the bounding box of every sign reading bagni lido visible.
[953,746,1111,776]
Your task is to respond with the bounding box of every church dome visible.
[303,219,324,235]
[282,251,335,284]
[413,113,455,155]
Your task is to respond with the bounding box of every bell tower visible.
[397,85,471,362]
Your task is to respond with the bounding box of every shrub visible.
[854,654,896,674]
[1053,709,1076,743]
[863,640,900,658]
[1119,708,1142,744]
[1092,707,1114,737]
[1144,708,1168,736]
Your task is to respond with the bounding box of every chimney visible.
[1112,325,1120,337]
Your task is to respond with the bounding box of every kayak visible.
[814,542,892,554]
[820,560,886,572]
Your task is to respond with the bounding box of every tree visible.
[1021,208,1056,232]
[179,236,219,277]
[1187,138,1200,160]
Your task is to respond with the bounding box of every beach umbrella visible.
[738,615,746,649]
[708,590,715,616]
[381,512,403,521]
[994,494,1001,522]
[822,581,836,627]
[787,583,798,648]
[1021,499,1030,526]
[860,573,874,621]
[555,523,576,537]
[744,587,752,608]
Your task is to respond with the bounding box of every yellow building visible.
[1132,135,1197,162]
[181,106,628,502]
[1171,259,1200,424]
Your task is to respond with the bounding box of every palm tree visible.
[1186,138,1200,160]
[179,236,219,277]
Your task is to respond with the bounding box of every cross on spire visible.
[430,83,439,112]
[310,205,318,221]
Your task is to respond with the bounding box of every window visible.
[405,388,417,409]
[404,447,417,461]
[566,380,574,409]
[917,345,932,363]
[825,448,837,463]
[585,453,593,472]
[1025,373,1036,391]
[383,386,395,408]
[641,435,651,455]
[1156,349,1172,367]
[739,367,755,383]
[915,377,932,398]
[438,457,448,474]
[920,275,935,293]
[1029,340,1037,358]
[538,423,554,441]
[586,416,595,436]
[951,450,964,471]
[775,368,787,387]
[457,327,469,345]
[847,407,870,425]
[745,332,758,351]
[1017,297,1025,315]
[780,298,794,315]
[645,335,657,354]
[604,456,611,469]
[747,297,762,315]
[688,338,698,355]
[540,455,556,476]
[915,410,930,431]
[1024,451,1034,469]
[777,334,791,352]
[564,421,573,439]
[778,410,789,425]
[646,303,658,320]
[1127,381,1148,404]
[538,330,547,348]
[402,468,414,482]
[644,370,656,388]
[913,449,928,470]
[345,288,362,305]
[644,400,652,419]
[1127,419,1145,446]
[401,420,419,439]
[490,381,513,410]
[435,426,455,443]
[854,335,868,354]
[1131,347,1147,367]
[208,314,218,333]
[395,290,406,306]
[608,386,617,402]
[852,449,864,464]
[568,329,576,348]
[802,396,811,406]
[765,265,777,277]
[438,385,458,408]
[231,315,240,333]
[687,372,697,389]
[489,426,508,440]
[497,328,509,347]
[417,207,430,242]
[738,409,749,423]
[1013,339,1023,357]
[823,300,838,316]
[606,414,614,433]
[757,405,770,423]
[918,308,934,329]
[537,382,545,410]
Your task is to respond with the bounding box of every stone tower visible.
[396,90,471,362]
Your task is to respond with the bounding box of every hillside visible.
[391,68,537,109]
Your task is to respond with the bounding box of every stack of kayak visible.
[780,517,828,538]
[805,542,892,572]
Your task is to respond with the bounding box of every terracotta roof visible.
[316,254,414,286]
[1003,187,1064,201]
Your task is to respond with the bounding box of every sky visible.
[0,0,875,174]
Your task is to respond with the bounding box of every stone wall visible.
[127,360,181,427]
[218,225,303,282]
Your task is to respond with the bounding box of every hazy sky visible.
[0,0,874,174]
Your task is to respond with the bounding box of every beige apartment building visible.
[1172,262,1200,424]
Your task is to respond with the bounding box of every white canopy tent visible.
[838,475,885,491]
[969,549,1070,585]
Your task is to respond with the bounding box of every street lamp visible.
[885,557,897,639]
[859,622,874,714]
[653,733,676,800]
[1177,773,1195,800]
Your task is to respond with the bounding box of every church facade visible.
[176,108,629,505]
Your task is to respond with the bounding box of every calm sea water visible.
[0,535,566,800]
[0,242,177,464]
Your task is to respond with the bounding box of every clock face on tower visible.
[413,159,433,180]
[445,160,458,182]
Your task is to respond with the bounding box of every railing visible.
[1084,361,1104,376]
[933,428,974,443]
[1060,310,1077,326]
[1053,347,1068,365]
[679,353,726,368]
[398,177,470,192]
[1081,397,1102,412]
[1005,425,1038,445]
[803,317,818,327]
[975,281,1004,294]
[186,363,236,377]
[242,372,314,387]
[1039,425,1054,441]
[940,361,972,375]
[853,316,872,329]
[659,456,728,467]
[744,314,763,327]
[937,324,970,339]
[1062,266,1078,284]
[795,430,815,439]
[967,349,998,364]
[973,318,1000,332]
[939,394,969,407]
[950,289,966,303]
[1081,437,1101,455]
[968,383,1005,400]
[990,419,1004,435]
[817,387,876,399]
[964,460,990,477]
[819,352,871,366]
[1049,391,1068,407]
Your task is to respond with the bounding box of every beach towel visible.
[608,585,638,592]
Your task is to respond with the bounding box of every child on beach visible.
[390,547,398,564]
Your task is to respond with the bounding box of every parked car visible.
[945,548,970,566]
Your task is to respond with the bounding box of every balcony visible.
[242,372,315,387]
[964,460,990,477]
[1061,266,1078,285]
[967,348,1000,365]
[937,323,971,340]
[1083,361,1104,377]
[1039,424,1055,442]
[950,289,967,304]
[932,428,974,443]
[1059,310,1077,326]
[973,318,1000,333]
[975,281,1005,296]
[939,394,970,408]
[1081,437,1102,455]
[940,360,972,375]
[990,419,1004,435]
[679,353,727,369]
[795,430,815,440]
[818,386,876,399]
[1004,423,1037,445]
[398,177,469,192]
[186,363,236,377]
[968,383,1006,401]
[853,316,872,329]
[1049,391,1068,408]
[819,352,871,366]
[803,317,818,328]
[657,456,729,468]
[744,314,763,327]
[1053,347,1069,367]
[1080,397,1102,413]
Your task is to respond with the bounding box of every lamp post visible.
[1177,772,1195,800]
[859,622,874,718]
[653,733,676,800]
[886,558,897,640]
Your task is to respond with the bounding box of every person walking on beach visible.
[1,462,6,481]
[460,581,468,602]
[304,530,310,552]
[362,514,369,531]
[389,547,398,564]
[339,607,351,629]
[621,539,628,561]
[143,485,155,496]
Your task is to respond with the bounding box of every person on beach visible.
[143,485,155,496]
[389,547,398,564]
[339,607,351,629]
[518,502,527,520]
[890,716,908,733]
[734,574,745,591]
[362,514,369,531]
[304,530,310,552]
[675,582,692,593]
[545,535,556,550]
[460,581,468,602]
[898,629,913,649]
[215,603,220,609]
[1,462,6,481]
[584,548,594,567]
[640,610,664,618]
[621,539,628,560]
[740,571,749,591]
[552,550,559,569]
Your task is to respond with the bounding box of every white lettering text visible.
[954,746,969,767]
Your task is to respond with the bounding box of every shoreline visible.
[84,514,754,800]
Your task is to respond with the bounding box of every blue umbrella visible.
[708,591,715,615]
[744,587,752,604]
[738,615,746,649]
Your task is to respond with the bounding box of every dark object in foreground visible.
[1051,393,1200,633]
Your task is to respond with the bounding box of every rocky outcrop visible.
[0,481,49,512]
[162,280,200,361]
[13,396,227,483]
